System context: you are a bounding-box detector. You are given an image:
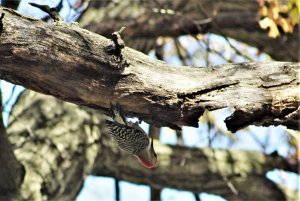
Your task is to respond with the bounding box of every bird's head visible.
[136,138,158,168]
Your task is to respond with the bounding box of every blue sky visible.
[1,0,299,200]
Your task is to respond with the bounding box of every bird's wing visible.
[105,120,149,155]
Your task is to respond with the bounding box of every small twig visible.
[174,38,192,65]
[4,85,16,108]
[176,130,183,145]
[194,193,201,201]
[150,186,161,201]
[223,36,253,61]
[29,2,64,22]
[149,125,160,139]
[104,27,130,69]
[248,130,267,152]
[193,35,235,63]
[111,27,126,53]
[65,0,89,22]
[223,175,239,195]
[205,111,215,148]
[205,34,210,67]
[174,39,186,65]
[115,179,120,201]
[155,40,164,60]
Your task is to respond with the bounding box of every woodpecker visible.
[105,103,158,168]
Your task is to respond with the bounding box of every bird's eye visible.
[154,153,157,158]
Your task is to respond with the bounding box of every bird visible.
[105,103,157,168]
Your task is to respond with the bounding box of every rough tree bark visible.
[0,91,24,200]
[6,90,298,201]
[6,90,101,201]
[0,7,299,132]
[79,0,299,61]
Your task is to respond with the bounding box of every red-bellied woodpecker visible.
[105,104,158,168]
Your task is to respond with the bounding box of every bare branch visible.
[29,2,63,22]
[80,0,298,61]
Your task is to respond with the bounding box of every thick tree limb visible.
[79,0,299,61]
[0,7,299,132]
[0,0,20,10]
[0,90,24,200]
[8,90,298,201]
[7,90,102,201]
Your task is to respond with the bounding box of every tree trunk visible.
[0,7,299,132]
[0,90,24,201]
[7,90,102,201]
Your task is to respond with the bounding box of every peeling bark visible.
[0,7,299,131]
[7,90,298,201]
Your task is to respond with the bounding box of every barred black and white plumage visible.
[105,120,149,155]
[105,103,157,168]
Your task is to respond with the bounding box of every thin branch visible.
[154,39,164,60]
[175,130,183,145]
[248,129,268,152]
[174,38,188,65]
[149,125,160,139]
[205,34,210,67]
[115,179,120,201]
[148,125,161,200]
[29,1,64,22]
[150,187,161,201]
[222,36,254,62]
[194,193,201,201]
[194,35,235,63]
[4,84,16,108]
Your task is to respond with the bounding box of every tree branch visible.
[0,86,24,200]
[79,0,299,61]
[0,7,299,132]
[1,0,20,10]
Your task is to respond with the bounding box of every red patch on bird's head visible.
[137,157,157,168]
